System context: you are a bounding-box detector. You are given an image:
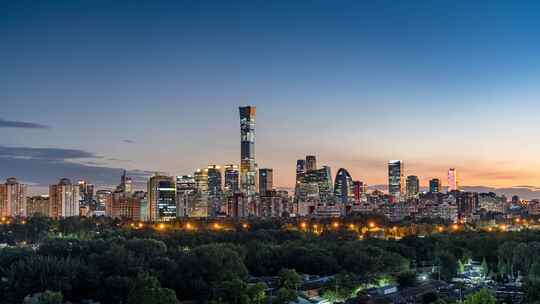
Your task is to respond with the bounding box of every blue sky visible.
[2,0,540,193]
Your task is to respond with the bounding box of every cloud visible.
[0,145,151,193]
[0,146,98,160]
[122,139,136,144]
[0,119,49,129]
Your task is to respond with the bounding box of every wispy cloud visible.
[0,145,151,191]
[0,119,49,129]
[122,139,136,144]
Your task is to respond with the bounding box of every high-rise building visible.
[26,195,50,217]
[296,159,306,176]
[406,175,420,199]
[49,178,80,218]
[207,165,222,196]
[194,168,209,193]
[224,165,240,193]
[78,180,94,204]
[259,168,273,195]
[448,168,459,192]
[306,155,317,171]
[118,170,133,194]
[295,165,333,204]
[429,178,441,193]
[388,160,405,200]
[352,181,367,202]
[0,178,27,217]
[239,106,257,196]
[176,175,197,217]
[96,190,113,215]
[147,174,177,221]
[334,168,354,205]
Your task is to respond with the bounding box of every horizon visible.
[3,1,540,198]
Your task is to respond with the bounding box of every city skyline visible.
[3,1,540,197]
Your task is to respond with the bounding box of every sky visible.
[2,1,540,196]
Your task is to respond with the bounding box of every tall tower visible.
[239,106,257,196]
[448,168,459,192]
[429,178,441,193]
[388,160,405,201]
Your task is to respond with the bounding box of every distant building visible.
[147,174,177,221]
[388,160,405,201]
[448,168,459,192]
[334,168,354,205]
[306,155,317,171]
[406,175,420,199]
[118,170,133,194]
[26,195,49,217]
[0,178,27,217]
[49,178,80,218]
[207,165,222,196]
[224,165,240,193]
[96,190,113,215]
[259,168,273,195]
[78,180,94,204]
[429,178,441,193]
[239,106,257,196]
[296,159,306,177]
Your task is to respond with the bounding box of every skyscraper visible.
[259,168,273,195]
[296,159,306,177]
[118,170,133,194]
[334,168,354,204]
[429,178,441,193]
[239,106,257,196]
[147,174,177,221]
[388,160,405,200]
[49,178,80,218]
[448,168,459,192]
[406,175,420,199]
[96,190,113,215]
[207,165,222,196]
[0,178,27,217]
[224,164,240,193]
[78,180,94,204]
[306,155,317,171]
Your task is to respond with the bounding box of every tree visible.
[457,259,465,274]
[126,273,178,304]
[435,251,458,281]
[274,288,297,304]
[480,258,489,278]
[278,268,301,290]
[463,289,496,304]
[24,290,63,304]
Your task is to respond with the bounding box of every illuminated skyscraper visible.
[259,168,273,195]
[296,159,306,177]
[224,165,240,193]
[96,190,113,215]
[406,175,420,199]
[306,155,317,171]
[448,168,459,192]
[78,180,94,204]
[0,178,27,217]
[239,106,257,196]
[207,165,222,196]
[429,178,441,193]
[49,178,80,218]
[388,160,404,200]
[334,168,354,204]
[147,174,177,221]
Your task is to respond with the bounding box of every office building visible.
[49,178,80,218]
[259,168,273,195]
[239,106,257,196]
[306,155,317,171]
[96,190,113,215]
[429,179,441,193]
[406,175,420,199]
[388,160,405,201]
[207,165,222,196]
[147,174,177,221]
[224,164,240,193]
[78,180,94,204]
[334,168,354,205]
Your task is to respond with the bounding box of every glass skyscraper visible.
[334,168,354,204]
[388,160,404,200]
[239,106,257,196]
